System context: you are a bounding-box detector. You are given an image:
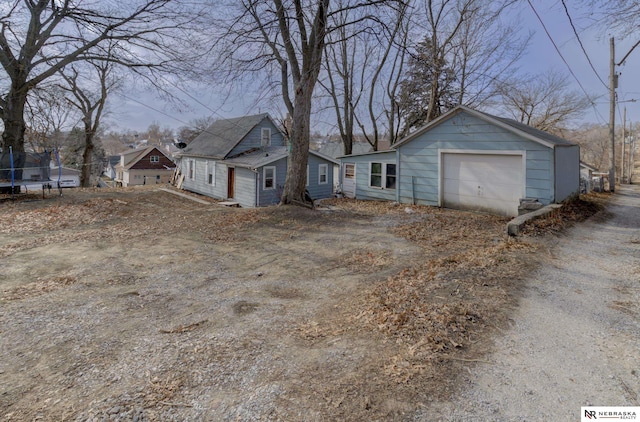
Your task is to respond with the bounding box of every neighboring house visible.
[115,146,176,187]
[339,105,580,217]
[178,113,338,207]
[50,166,81,187]
[103,155,120,180]
[580,161,599,193]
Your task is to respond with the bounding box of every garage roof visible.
[393,105,577,150]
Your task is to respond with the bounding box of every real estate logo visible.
[581,407,640,421]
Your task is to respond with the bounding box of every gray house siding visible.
[232,166,258,208]
[306,153,336,200]
[256,157,287,206]
[343,151,397,201]
[554,146,580,202]
[228,118,285,157]
[181,157,228,200]
[396,113,554,206]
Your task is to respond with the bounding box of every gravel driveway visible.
[423,185,640,421]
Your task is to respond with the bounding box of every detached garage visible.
[338,106,580,217]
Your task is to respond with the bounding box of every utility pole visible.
[622,106,626,182]
[610,37,617,192]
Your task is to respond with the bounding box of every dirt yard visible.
[0,186,602,421]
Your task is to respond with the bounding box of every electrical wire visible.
[560,0,609,90]
[526,0,606,124]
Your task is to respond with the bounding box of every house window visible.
[206,161,215,185]
[263,166,276,190]
[318,164,328,185]
[150,155,159,163]
[370,162,396,189]
[188,159,195,180]
[261,128,271,146]
[345,164,355,179]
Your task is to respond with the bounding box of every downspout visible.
[396,149,401,204]
[255,168,259,207]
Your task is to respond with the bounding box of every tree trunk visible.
[281,78,314,205]
[2,87,28,154]
[81,124,95,187]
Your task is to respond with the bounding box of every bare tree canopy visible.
[0,0,202,153]
[58,60,119,187]
[215,0,405,205]
[583,0,640,37]
[395,0,527,137]
[496,70,592,134]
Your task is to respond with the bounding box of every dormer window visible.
[261,128,271,146]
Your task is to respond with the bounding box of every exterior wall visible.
[306,154,336,200]
[130,148,175,171]
[233,166,258,207]
[124,168,174,186]
[554,145,580,202]
[397,112,554,206]
[254,157,286,206]
[228,118,286,157]
[341,151,397,201]
[180,157,228,200]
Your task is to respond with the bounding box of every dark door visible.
[227,167,235,199]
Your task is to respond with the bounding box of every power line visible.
[526,0,606,124]
[560,0,609,90]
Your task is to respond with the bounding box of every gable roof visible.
[393,105,576,150]
[580,161,599,172]
[182,113,274,159]
[119,146,173,170]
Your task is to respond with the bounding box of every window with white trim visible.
[369,162,396,189]
[206,160,215,185]
[318,163,328,185]
[261,128,271,146]
[188,159,195,180]
[263,166,276,190]
[150,155,159,163]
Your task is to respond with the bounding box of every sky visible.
[103,1,640,135]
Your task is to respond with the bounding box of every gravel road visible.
[422,185,640,421]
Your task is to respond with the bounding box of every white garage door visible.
[442,153,523,216]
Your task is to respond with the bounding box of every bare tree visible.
[496,70,592,134]
[178,116,217,143]
[395,0,526,137]
[320,1,411,153]
[216,1,404,205]
[566,123,610,171]
[59,61,118,187]
[24,85,76,153]
[0,0,200,154]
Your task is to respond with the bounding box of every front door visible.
[227,167,235,199]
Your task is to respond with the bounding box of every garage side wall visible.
[554,145,580,202]
[397,112,555,206]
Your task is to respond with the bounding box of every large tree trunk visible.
[2,87,28,154]
[281,78,314,205]
[81,125,95,187]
